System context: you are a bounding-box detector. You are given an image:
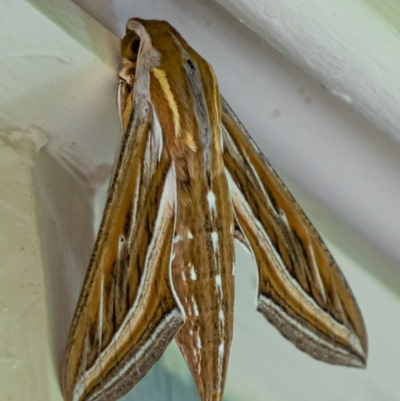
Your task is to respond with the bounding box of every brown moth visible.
[63,18,368,401]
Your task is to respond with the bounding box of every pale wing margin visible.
[63,115,184,401]
[221,96,367,367]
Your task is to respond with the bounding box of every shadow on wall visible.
[33,141,100,378]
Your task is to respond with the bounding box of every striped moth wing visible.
[63,54,184,400]
[221,97,367,367]
[63,17,367,401]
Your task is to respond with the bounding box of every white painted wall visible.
[1,0,400,400]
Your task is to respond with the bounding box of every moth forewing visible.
[221,97,367,367]
[63,51,185,400]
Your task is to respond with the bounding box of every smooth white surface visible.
[2,0,400,400]
[215,0,400,143]
[0,129,52,400]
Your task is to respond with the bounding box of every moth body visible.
[63,18,368,401]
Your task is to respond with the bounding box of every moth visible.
[63,18,368,401]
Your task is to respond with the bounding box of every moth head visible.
[119,19,147,131]
[120,18,148,81]
[121,29,140,65]
[121,18,152,63]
